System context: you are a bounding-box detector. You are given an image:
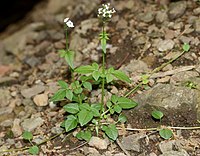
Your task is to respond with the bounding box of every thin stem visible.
[65,26,68,51]
[100,23,106,114]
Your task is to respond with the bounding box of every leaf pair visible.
[106,95,138,114]
[99,31,109,54]
[59,49,75,69]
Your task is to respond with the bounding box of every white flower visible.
[98,3,116,19]
[64,18,74,28]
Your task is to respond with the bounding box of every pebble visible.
[21,85,45,98]
[11,118,22,137]
[121,133,145,152]
[0,89,11,107]
[21,117,44,132]
[138,12,154,23]
[157,39,175,52]
[156,11,168,23]
[193,7,200,15]
[159,140,175,153]
[194,18,200,34]
[160,150,189,156]
[88,136,109,150]
[33,93,48,106]
[168,1,187,20]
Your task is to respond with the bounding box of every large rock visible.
[168,1,187,20]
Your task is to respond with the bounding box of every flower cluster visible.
[64,18,74,28]
[98,3,116,19]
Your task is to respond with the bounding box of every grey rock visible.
[48,30,64,41]
[88,136,109,150]
[168,1,187,20]
[159,140,175,153]
[159,150,189,156]
[156,11,168,23]
[114,153,126,156]
[135,84,197,109]
[193,7,200,15]
[157,39,175,52]
[0,89,11,107]
[170,71,199,83]
[21,117,44,131]
[24,56,40,67]
[21,85,45,98]
[138,12,154,23]
[11,118,22,137]
[194,18,200,34]
[121,133,145,152]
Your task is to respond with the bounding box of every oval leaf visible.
[78,109,93,126]
[28,146,39,155]
[75,65,94,74]
[63,103,79,114]
[65,115,78,132]
[118,114,127,123]
[182,43,190,52]
[22,131,33,140]
[159,129,173,140]
[152,110,164,120]
[117,97,138,109]
[114,105,122,113]
[104,124,118,141]
[50,89,66,102]
[92,71,100,81]
[106,73,114,83]
[65,89,73,101]
[83,82,92,91]
[58,80,68,89]
[112,70,131,83]
[65,50,74,69]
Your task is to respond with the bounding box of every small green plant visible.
[22,131,39,155]
[51,3,137,142]
[185,81,197,89]
[182,43,190,52]
[151,110,173,140]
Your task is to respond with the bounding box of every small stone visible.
[116,18,128,29]
[24,56,40,67]
[157,39,175,52]
[88,136,108,150]
[157,76,170,83]
[160,150,189,156]
[11,118,22,137]
[21,85,45,98]
[114,153,126,156]
[170,71,199,83]
[138,12,154,23]
[159,140,175,153]
[193,7,200,15]
[156,11,168,23]
[168,1,187,20]
[121,133,145,152]
[194,18,200,34]
[21,117,44,132]
[33,93,48,106]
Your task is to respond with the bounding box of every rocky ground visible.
[0,0,200,155]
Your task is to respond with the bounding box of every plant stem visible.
[65,26,68,51]
[101,23,106,114]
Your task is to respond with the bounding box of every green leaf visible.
[65,115,78,132]
[81,130,92,142]
[22,131,33,140]
[118,114,127,123]
[111,95,118,104]
[63,103,79,114]
[83,82,92,91]
[109,108,114,114]
[51,89,66,102]
[92,62,99,70]
[91,107,100,117]
[28,146,39,155]
[74,87,83,94]
[92,71,100,81]
[58,80,68,89]
[75,65,94,74]
[141,75,149,85]
[65,50,75,69]
[91,103,102,111]
[101,38,107,54]
[159,129,173,140]
[114,105,122,113]
[79,103,91,111]
[117,97,138,109]
[106,101,112,108]
[182,43,190,52]
[112,70,131,83]
[106,73,114,83]
[152,110,164,120]
[66,89,73,101]
[58,49,66,57]
[78,109,93,126]
[104,124,118,141]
